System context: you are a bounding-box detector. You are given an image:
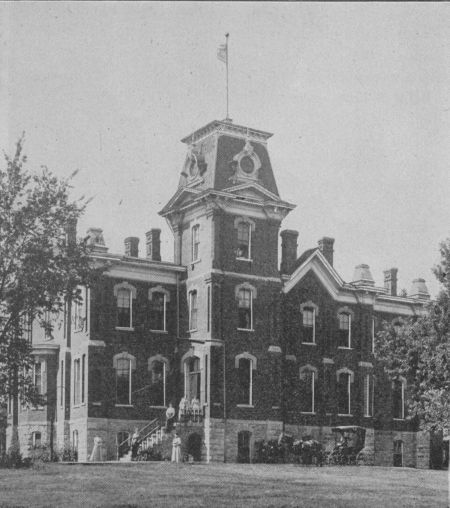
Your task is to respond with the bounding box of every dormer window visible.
[191,224,200,262]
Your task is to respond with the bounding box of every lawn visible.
[0,463,447,508]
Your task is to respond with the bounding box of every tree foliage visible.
[0,138,96,405]
[375,239,450,432]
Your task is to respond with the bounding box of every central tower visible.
[160,119,295,462]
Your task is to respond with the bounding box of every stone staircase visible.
[118,418,169,462]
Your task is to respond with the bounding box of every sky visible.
[1,2,449,297]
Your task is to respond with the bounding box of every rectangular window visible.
[60,360,64,406]
[33,362,42,396]
[191,225,200,262]
[338,313,351,348]
[81,355,86,404]
[150,292,166,331]
[117,289,132,328]
[363,374,373,417]
[392,380,405,419]
[189,291,198,331]
[150,361,166,407]
[116,358,132,405]
[300,370,315,413]
[73,359,81,405]
[237,222,251,259]
[238,289,252,330]
[207,285,211,333]
[302,308,315,343]
[337,373,351,415]
[237,358,252,405]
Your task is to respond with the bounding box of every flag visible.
[217,43,227,64]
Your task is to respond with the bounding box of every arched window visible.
[234,218,255,260]
[235,353,257,406]
[114,282,136,329]
[337,368,354,415]
[113,353,136,405]
[149,287,170,332]
[392,377,406,420]
[299,365,318,413]
[236,284,256,331]
[184,355,201,402]
[148,356,169,407]
[300,302,319,344]
[337,307,354,348]
[363,374,374,417]
[33,361,43,395]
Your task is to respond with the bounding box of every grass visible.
[0,463,448,508]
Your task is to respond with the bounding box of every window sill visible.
[272,406,280,409]
[300,412,316,415]
[337,346,353,350]
[236,257,253,262]
[92,402,101,406]
[149,405,167,409]
[337,414,353,417]
[188,328,198,333]
[363,415,373,418]
[115,404,133,408]
[190,258,201,266]
[237,404,254,408]
[393,418,405,421]
[237,328,254,332]
[302,342,316,346]
[149,330,168,334]
[115,326,135,332]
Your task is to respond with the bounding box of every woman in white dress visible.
[171,433,182,463]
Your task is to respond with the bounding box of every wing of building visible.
[7,119,443,468]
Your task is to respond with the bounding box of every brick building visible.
[7,119,432,467]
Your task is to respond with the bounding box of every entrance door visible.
[393,440,403,467]
[237,431,251,463]
[187,433,202,462]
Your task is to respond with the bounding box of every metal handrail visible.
[116,417,160,460]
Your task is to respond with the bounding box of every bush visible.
[53,445,78,462]
[0,443,28,468]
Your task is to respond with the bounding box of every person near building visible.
[171,432,182,463]
[166,403,176,432]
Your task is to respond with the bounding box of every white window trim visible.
[337,311,352,349]
[364,374,372,417]
[114,282,136,331]
[392,377,406,420]
[148,355,170,408]
[299,364,317,414]
[148,287,170,333]
[188,289,198,331]
[236,283,256,331]
[113,352,136,406]
[371,317,375,354]
[300,302,319,344]
[336,368,354,416]
[234,218,255,261]
[235,352,256,407]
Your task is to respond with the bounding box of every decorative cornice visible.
[181,120,273,145]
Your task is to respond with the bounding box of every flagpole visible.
[225,33,230,120]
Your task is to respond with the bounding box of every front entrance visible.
[237,431,251,463]
[186,432,202,462]
[393,440,403,467]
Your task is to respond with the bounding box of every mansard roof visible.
[283,248,427,316]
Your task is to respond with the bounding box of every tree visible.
[0,138,96,407]
[375,239,450,433]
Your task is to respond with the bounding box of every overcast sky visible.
[1,2,449,297]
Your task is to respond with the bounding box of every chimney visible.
[124,237,139,258]
[146,229,161,261]
[318,237,334,266]
[280,230,299,274]
[86,227,108,253]
[409,278,430,300]
[384,268,398,296]
[352,264,375,287]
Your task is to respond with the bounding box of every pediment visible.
[225,182,282,203]
[283,250,345,297]
[159,187,202,216]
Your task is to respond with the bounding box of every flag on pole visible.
[217,43,227,64]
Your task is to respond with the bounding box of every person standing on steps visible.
[171,432,182,463]
[166,403,176,432]
[131,428,140,461]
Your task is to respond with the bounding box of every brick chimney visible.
[86,227,108,253]
[384,268,398,296]
[318,237,334,266]
[409,278,430,300]
[124,237,139,258]
[280,230,299,274]
[146,229,161,261]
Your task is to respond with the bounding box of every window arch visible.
[337,307,354,348]
[181,353,201,403]
[235,352,257,406]
[300,301,319,344]
[148,286,170,332]
[31,431,42,449]
[148,355,170,407]
[113,352,136,405]
[336,368,354,415]
[392,377,406,420]
[235,283,257,330]
[299,365,318,413]
[234,218,255,260]
[113,282,137,329]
